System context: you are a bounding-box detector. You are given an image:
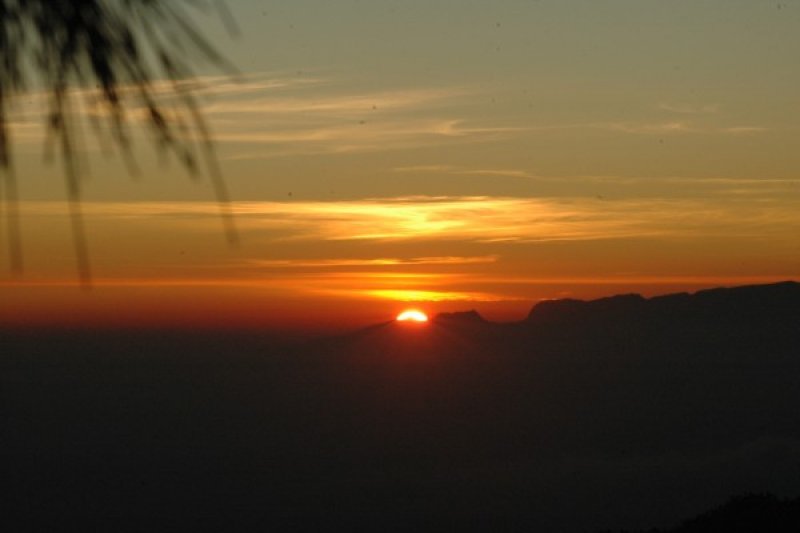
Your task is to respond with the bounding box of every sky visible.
[2,0,800,330]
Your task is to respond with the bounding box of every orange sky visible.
[2,2,799,330]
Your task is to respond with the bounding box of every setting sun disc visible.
[396,310,429,323]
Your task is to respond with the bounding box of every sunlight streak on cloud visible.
[248,256,497,268]
[22,195,800,245]
[360,289,510,302]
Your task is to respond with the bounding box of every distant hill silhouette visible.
[434,309,488,324]
[526,281,800,333]
[527,292,647,325]
[2,281,800,532]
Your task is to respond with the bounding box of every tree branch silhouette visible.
[0,0,237,287]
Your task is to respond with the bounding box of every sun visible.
[396,309,429,323]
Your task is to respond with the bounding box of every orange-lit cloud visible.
[248,256,497,268]
[19,195,800,245]
[6,74,513,158]
[215,119,519,156]
[206,86,467,116]
[393,165,535,179]
[532,121,768,136]
[361,289,511,302]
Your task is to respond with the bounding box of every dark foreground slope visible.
[2,282,800,532]
[604,493,800,532]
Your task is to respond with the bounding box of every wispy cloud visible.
[198,76,515,156]
[600,121,766,135]
[12,71,326,108]
[217,119,519,156]
[719,126,768,135]
[248,256,497,268]
[606,121,692,134]
[545,175,800,198]
[7,272,795,309]
[23,195,800,244]
[393,165,535,179]
[393,165,459,173]
[389,169,800,197]
[358,289,511,302]
[6,273,794,291]
[461,169,533,178]
[8,72,514,156]
[567,175,799,185]
[520,121,766,136]
[206,86,466,116]
[5,71,327,141]
[658,102,720,115]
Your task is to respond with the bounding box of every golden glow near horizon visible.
[2,2,800,327]
[396,310,429,323]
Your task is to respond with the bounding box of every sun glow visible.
[396,309,429,322]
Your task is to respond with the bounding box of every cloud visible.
[605,121,692,134]
[520,121,767,137]
[4,71,327,142]
[545,175,799,197]
[459,274,800,287]
[198,77,519,156]
[216,119,520,156]
[392,165,460,173]
[248,256,497,268]
[14,71,326,108]
[461,169,534,178]
[658,102,720,114]
[595,121,765,135]
[6,273,795,291]
[8,72,513,157]
[188,76,515,157]
[23,194,800,245]
[719,126,768,135]
[393,165,535,179]
[206,86,466,116]
[388,169,799,197]
[233,196,664,242]
[570,175,799,185]
[359,289,511,302]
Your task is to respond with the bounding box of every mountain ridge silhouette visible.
[3,280,800,532]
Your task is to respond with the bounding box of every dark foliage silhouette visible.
[0,0,236,284]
